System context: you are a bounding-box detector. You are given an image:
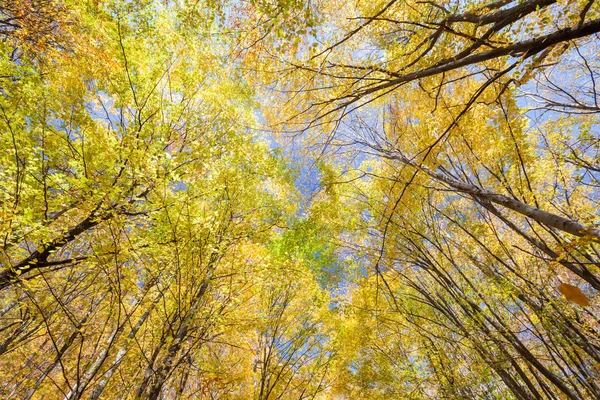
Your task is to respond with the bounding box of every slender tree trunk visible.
[139,277,210,400]
[23,293,106,400]
[388,151,600,241]
[87,293,163,400]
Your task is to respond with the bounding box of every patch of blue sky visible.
[168,180,187,192]
[84,90,127,133]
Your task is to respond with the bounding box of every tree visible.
[238,0,600,397]
[0,0,342,398]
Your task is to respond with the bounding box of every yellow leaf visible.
[558,284,590,306]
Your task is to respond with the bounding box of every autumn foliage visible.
[0,0,599,399]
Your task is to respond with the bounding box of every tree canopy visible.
[1,0,599,398]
